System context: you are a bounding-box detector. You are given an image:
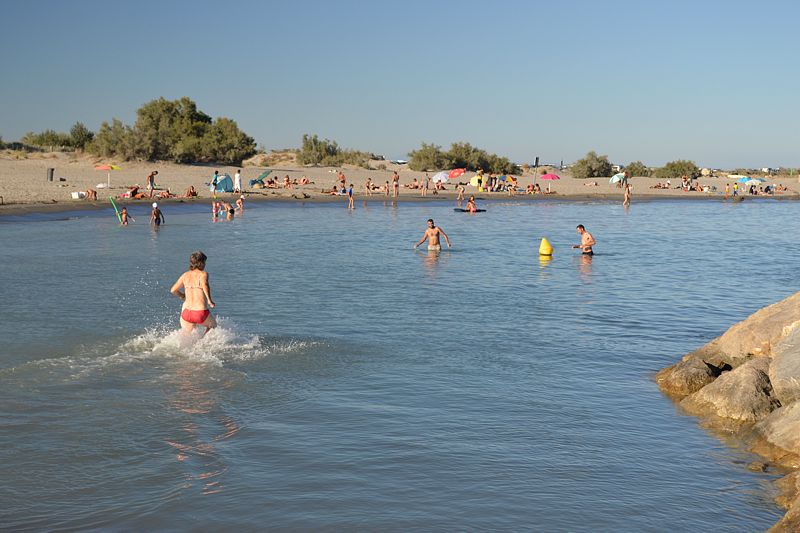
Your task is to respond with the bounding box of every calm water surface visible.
[1,198,796,530]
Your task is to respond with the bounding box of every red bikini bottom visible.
[181,309,210,324]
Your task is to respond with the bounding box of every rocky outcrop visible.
[770,328,800,406]
[654,355,722,397]
[754,402,800,459]
[680,357,779,422]
[687,291,800,368]
[657,290,800,530]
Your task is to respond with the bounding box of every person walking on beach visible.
[733,183,739,197]
[146,171,158,198]
[347,183,355,209]
[365,177,373,196]
[120,207,135,225]
[150,202,165,226]
[573,224,596,255]
[414,218,451,251]
[234,169,242,193]
[392,171,400,198]
[623,183,632,206]
[170,251,216,334]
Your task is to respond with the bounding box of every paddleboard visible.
[454,208,486,212]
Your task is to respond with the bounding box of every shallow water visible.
[0,198,795,530]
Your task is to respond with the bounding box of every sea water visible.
[0,198,795,530]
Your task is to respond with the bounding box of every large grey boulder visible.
[691,292,800,368]
[680,357,779,422]
[770,328,800,406]
[754,401,800,458]
[655,355,720,398]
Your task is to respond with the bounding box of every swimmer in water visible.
[236,195,244,212]
[414,218,451,251]
[465,195,477,213]
[170,250,216,334]
[573,224,596,255]
[150,202,165,226]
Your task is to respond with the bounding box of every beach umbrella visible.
[739,176,764,183]
[448,168,466,179]
[430,171,449,183]
[609,172,625,184]
[95,164,121,187]
[540,173,560,180]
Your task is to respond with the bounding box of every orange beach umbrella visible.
[95,164,121,187]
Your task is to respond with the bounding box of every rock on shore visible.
[656,291,800,531]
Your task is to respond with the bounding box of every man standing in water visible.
[573,224,596,255]
[623,183,632,206]
[170,251,216,334]
[392,171,400,198]
[414,218,452,251]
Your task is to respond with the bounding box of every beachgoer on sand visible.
[414,218,451,251]
[573,224,596,255]
[234,169,242,193]
[170,251,216,334]
[146,171,158,198]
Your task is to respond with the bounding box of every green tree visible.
[201,118,257,164]
[297,134,340,165]
[21,129,72,148]
[653,160,700,180]
[90,118,138,159]
[69,122,94,150]
[624,161,650,177]
[408,142,449,171]
[86,97,255,163]
[408,141,519,173]
[570,151,613,179]
[135,96,213,161]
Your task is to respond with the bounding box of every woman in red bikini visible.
[170,251,216,333]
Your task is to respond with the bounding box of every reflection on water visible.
[164,364,239,496]
[578,253,593,281]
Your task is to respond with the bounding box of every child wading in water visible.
[120,207,135,225]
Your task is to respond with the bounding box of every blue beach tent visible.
[210,174,233,193]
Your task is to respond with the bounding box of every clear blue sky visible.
[2,0,798,167]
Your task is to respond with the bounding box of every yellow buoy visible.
[539,237,553,256]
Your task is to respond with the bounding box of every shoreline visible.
[2,153,798,218]
[0,190,795,218]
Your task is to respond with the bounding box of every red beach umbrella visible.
[540,173,560,180]
[448,168,466,179]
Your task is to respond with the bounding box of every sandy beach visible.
[1,152,798,216]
